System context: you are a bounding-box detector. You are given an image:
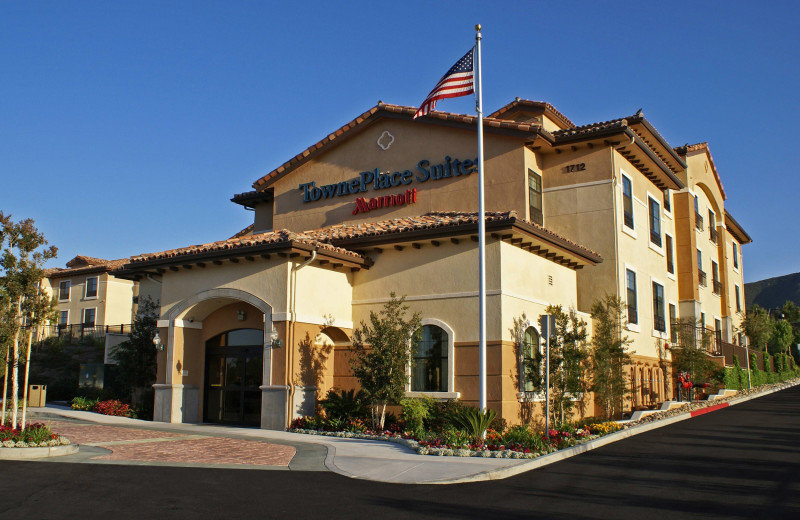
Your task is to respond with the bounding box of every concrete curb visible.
[434,379,800,484]
[0,444,79,460]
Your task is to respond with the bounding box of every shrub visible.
[0,423,59,444]
[93,400,133,417]
[400,398,430,435]
[319,388,369,421]
[71,396,98,411]
[450,406,497,439]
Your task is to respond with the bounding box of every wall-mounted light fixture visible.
[153,331,164,351]
[270,326,283,348]
[237,310,247,321]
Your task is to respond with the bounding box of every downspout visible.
[285,249,317,427]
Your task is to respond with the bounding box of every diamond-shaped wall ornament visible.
[377,130,395,150]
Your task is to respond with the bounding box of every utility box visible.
[28,385,46,407]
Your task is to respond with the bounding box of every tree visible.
[111,296,159,408]
[524,306,588,425]
[769,319,793,356]
[671,318,724,399]
[740,304,774,351]
[589,296,632,420]
[0,213,57,429]
[349,293,420,430]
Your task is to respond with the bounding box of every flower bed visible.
[290,416,622,459]
[0,422,71,449]
[71,397,135,417]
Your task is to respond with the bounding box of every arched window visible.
[521,326,540,392]
[412,325,448,392]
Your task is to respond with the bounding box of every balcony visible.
[710,227,719,244]
[39,324,133,342]
[670,322,722,356]
[695,212,704,231]
[698,269,707,287]
[713,280,723,295]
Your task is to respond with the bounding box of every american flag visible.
[413,48,475,119]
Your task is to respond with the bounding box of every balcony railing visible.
[37,324,133,342]
[713,280,723,295]
[650,231,662,248]
[670,322,722,356]
[653,315,666,333]
[698,269,707,287]
[709,227,719,244]
[695,212,704,231]
[624,211,634,229]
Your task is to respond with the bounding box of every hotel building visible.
[115,100,750,429]
[43,255,137,337]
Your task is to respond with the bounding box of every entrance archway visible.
[204,328,264,426]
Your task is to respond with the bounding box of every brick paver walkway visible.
[45,421,296,467]
[93,437,296,466]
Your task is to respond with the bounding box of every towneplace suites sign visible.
[297,155,478,214]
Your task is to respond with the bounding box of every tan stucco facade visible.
[116,100,750,430]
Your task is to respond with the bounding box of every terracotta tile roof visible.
[46,257,130,279]
[487,99,575,129]
[230,224,254,239]
[674,142,727,200]
[251,102,543,191]
[128,229,364,264]
[304,211,602,264]
[553,116,630,139]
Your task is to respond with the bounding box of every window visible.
[666,235,674,274]
[694,195,703,230]
[412,325,448,392]
[714,318,722,345]
[709,210,718,243]
[712,261,721,295]
[59,280,71,301]
[732,242,739,269]
[521,327,540,392]
[82,308,96,327]
[528,169,543,225]
[663,189,671,213]
[698,249,707,287]
[701,313,706,331]
[735,285,742,312]
[622,175,634,229]
[669,304,677,343]
[626,269,638,324]
[653,282,666,332]
[648,197,662,247]
[59,310,69,327]
[85,276,98,298]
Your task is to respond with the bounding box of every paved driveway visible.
[3,386,799,519]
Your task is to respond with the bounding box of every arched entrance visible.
[204,328,263,426]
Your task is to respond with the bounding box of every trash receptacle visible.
[27,385,46,407]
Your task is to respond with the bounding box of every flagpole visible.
[475,24,487,413]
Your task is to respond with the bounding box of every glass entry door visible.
[204,329,263,426]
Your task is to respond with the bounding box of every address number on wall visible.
[564,163,586,173]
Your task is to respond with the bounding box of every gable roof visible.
[46,256,130,279]
[251,102,546,191]
[487,99,575,129]
[305,211,602,267]
[674,142,727,200]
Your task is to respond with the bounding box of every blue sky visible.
[1,0,797,282]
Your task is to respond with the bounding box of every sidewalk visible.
[28,405,525,484]
[27,380,798,485]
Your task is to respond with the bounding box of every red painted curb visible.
[690,402,729,417]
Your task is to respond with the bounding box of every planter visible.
[0,444,79,460]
